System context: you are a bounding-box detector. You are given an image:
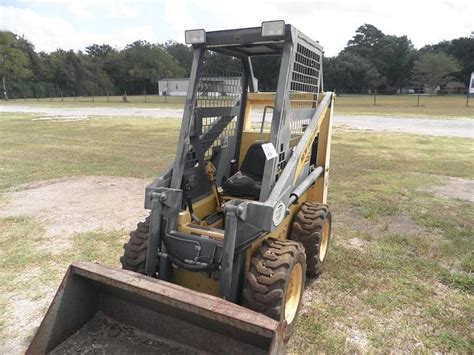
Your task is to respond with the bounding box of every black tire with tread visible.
[242,238,306,336]
[291,202,332,276]
[120,217,149,274]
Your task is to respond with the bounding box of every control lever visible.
[205,161,224,212]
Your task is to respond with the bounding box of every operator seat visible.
[222,142,266,199]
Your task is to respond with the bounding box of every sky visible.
[1,0,473,56]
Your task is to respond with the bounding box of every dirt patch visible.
[344,328,370,353]
[335,207,424,238]
[50,312,196,354]
[346,237,368,251]
[382,214,422,235]
[0,176,151,353]
[2,291,53,354]
[426,177,474,203]
[0,176,150,249]
[334,115,474,138]
[1,105,183,119]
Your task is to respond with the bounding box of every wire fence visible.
[3,93,187,105]
[2,92,473,108]
[337,92,473,108]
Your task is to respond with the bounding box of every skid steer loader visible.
[28,21,334,354]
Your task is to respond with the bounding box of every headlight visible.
[185,29,206,44]
[261,20,285,37]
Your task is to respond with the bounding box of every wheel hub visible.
[284,263,303,324]
[319,219,330,262]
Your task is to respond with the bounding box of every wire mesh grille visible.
[197,50,243,108]
[185,50,243,165]
[291,43,321,103]
[201,117,238,160]
[288,43,322,147]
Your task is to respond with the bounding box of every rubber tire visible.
[242,238,306,337]
[120,217,149,274]
[291,202,332,277]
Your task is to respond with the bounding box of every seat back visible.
[240,142,266,180]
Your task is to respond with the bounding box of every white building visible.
[158,77,257,96]
[158,78,189,96]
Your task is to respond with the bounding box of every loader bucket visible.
[27,262,285,354]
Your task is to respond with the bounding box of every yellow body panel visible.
[172,267,220,296]
[243,93,276,130]
[191,194,217,220]
[293,106,328,185]
[308,95,334,204]
[172,93,333,297]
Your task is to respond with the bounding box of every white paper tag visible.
[261,143,278,160]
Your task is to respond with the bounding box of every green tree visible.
[420,37,474,85]
[324,52,383,92]
[164,41,193,76]
[251,55,281,91]
[412,52,461,93]
[115,40,185,94]
[374,35,416,90]
[85,44,117,95]
[346,24,384,57]
[345,24,415,92]
[0,31,33,99]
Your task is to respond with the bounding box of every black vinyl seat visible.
[223,142,266,199]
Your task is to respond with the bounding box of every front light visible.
[185,29,206,44]
[261,20,285,37]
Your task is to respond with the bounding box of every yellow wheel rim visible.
[319,219,330,262]
[284,262,303,324]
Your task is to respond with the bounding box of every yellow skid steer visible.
[27,20,334,354]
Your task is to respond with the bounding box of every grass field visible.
[0,113,472,352]
[2,94,474,117]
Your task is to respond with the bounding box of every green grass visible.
[3,94,474,117]
[289,129,474,352]
[0,113,473,352]
[0,113,179,190]
[335,94,474,117]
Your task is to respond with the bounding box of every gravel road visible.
[2,105,473,138]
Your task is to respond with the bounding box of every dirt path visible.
[335,115,474,138]
[0,176,150,238]
[0,176,150,354]
[2,104,473,138]
[1,104,183,118]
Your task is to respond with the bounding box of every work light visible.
[261,20,285,37]
[185,29,206,44]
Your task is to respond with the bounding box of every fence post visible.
[466,92,470,107]
[60,90,63,101]
[373,90,377,106]
[144,88,147,103]
[107,91,110,102]
[50,91,52,102]
[74,92,76,102]
[417,94,420,107]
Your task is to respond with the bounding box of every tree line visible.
[324,24,473,94]
[1,24,473,99]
